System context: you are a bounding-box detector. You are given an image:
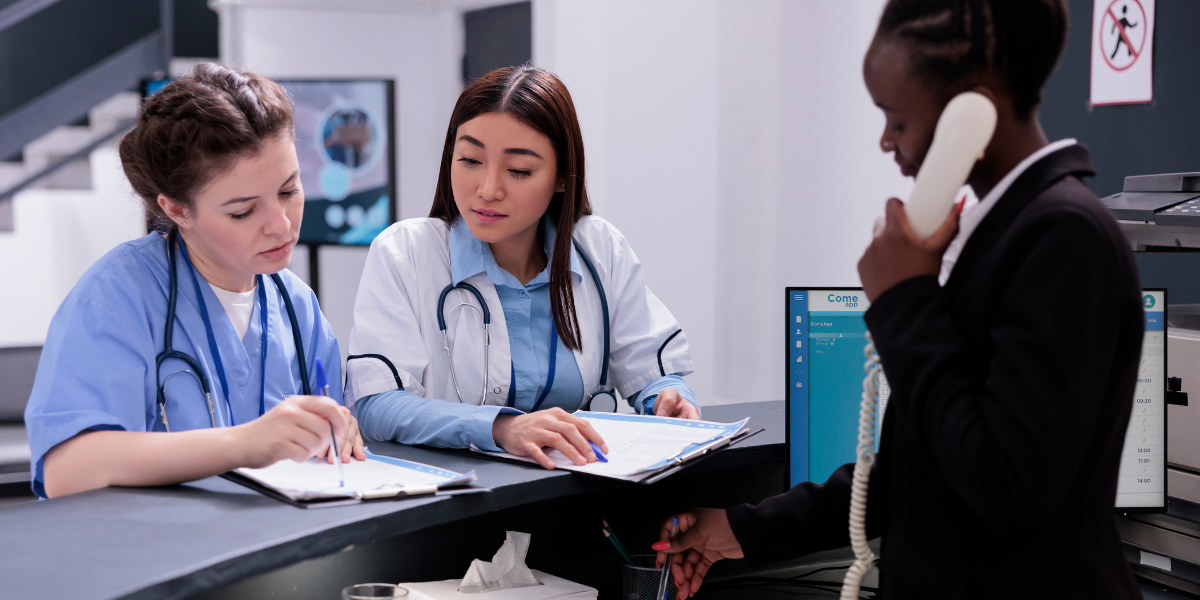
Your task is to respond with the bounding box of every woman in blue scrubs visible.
[24,64,363,499]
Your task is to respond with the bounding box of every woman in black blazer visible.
[653,1,1144,598]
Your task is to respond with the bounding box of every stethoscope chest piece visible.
[581,389,618,413]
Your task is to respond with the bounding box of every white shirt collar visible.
[938,138,1078,284]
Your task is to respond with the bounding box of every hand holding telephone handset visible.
[842,92,996,600]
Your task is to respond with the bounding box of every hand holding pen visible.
[313,358,367,466]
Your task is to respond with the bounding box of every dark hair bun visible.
[118,62,294,230]
[878,0,1069,118]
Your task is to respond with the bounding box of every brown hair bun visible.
[118,62,294,231]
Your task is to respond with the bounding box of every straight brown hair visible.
[430,66,593,352]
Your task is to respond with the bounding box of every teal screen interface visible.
[787,289,888,487]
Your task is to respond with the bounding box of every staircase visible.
[0,0,217,501]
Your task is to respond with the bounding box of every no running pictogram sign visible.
[1090,0,1155,105]
[1099,0,1147,71]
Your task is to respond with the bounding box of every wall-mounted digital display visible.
[279,79,396,246]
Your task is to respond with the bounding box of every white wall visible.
[534,0,911,404]
[213,0,485,359]
[214,0,913,405]
[0,147,146,347]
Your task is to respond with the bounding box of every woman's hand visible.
[650,508,744,599]
[653,388,700,420]
[321,407,367,463]
[857,197,959,301]
[235,395,350,468]
[492,407,609,469]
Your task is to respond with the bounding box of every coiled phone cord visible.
[841,332,881,599]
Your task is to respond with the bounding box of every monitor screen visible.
[785,286,1166,512]
[1117,289,1166,511]
[279,79,396,246]
[786,288,888,486]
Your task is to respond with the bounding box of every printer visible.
[1102,172,1200,250]
[1103,172,1200,594]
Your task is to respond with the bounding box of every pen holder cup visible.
[622,554,677,600]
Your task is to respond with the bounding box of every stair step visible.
[23,126,93,190]
[0,162,26,192]
[89,91,140,135]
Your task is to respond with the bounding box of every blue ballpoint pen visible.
[314,358,344,488]
[589,441,608,463]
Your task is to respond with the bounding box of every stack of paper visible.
[476,413,750,482]
[227,449,477,506]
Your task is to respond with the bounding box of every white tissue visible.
[457,531,542,593]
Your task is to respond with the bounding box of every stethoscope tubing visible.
[438,282,490,405]
[155,229,309,431]
[437,240,674,413]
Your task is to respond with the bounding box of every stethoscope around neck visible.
[154,228,310,431]
[436,239,681,412]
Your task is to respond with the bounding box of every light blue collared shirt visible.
[355,216,697,451]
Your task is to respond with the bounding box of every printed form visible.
[478,413,749,481]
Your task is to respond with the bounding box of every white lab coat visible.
[345,215,693,410]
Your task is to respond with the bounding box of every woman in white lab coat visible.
[346,66,699,469]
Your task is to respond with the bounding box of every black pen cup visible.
[622,554,677,600]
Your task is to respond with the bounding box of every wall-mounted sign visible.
[1091,0,1155,106]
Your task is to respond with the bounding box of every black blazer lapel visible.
[945,144,1096,295]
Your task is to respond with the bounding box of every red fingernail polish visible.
[652,541,670,551]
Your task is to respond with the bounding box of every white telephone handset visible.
[841,92,996,600]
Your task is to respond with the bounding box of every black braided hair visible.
[877,0,1068,118]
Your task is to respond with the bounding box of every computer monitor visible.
[277,79,397,246]
[785,286,1167,513]
[1119,288,1166,512]
[786,288,888,486]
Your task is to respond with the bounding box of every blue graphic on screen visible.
[788,289,876,487]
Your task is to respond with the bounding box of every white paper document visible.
[476,413,749,481]
[233,449,475,501]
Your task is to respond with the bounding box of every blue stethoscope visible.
[155,229,310,431]
[435,240,681,412]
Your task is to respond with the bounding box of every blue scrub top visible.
[24,233,342,498]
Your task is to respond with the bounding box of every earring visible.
[181,222,190,229]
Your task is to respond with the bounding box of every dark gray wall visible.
[1041,0,1200,198]
[462,2,531,85]
[174,0,218,58]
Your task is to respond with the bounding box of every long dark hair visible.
[430,65,593,352]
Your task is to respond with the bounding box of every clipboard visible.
[467,414,764,484]
[222,449,484,509]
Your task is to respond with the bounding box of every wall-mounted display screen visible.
[279,79,396,245]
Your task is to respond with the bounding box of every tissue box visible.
[400,570,597,600]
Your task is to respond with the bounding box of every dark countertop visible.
[0,401,784,600]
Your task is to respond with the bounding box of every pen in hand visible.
[314,358,344,488]
[657,517,678,600]
[589,441,608,463]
